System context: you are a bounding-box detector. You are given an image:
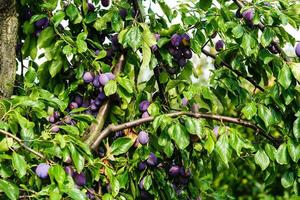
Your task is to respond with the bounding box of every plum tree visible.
[0,0,299,199]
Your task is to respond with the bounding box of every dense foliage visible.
[0,0,300,199]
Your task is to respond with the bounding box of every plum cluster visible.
[139,100,150,118]
[169,165,191,192]
[168,33,193,68]
[47,111,77,133]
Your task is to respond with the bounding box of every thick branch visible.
[201,44,265,92]
[233,0,290,62]
[0,129,45,159]
[91,111,280,150]
[83,54,125,146]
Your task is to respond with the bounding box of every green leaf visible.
[215,134,231,168]
[281,172,294,188]
[287,139,300,163]
[197,0,212,10]
[158,0,173,21]
[111,137,134,156]
[66,4,79,21]
[49,58,63,77]
[168,124,190,150]
[242,102,257,120]
[64,187,87,200]
[278,65,292,89]
[12,152,27,178]
[140,23,156,47]
[265,143,276,161]
[293,117,300,139]
[254,149,270,171]
[232,24,244,38]
[59,125,80,136]
[49,165,66,187]
[124,26,142,51]
[276,143,289,165]
[68,144,85,173]
[52,11,65,27]
[143,175,152,191]
[204,134,214,154]
[0,138,14,152]
[111,11,122,32]
[140,44,151,73]
[93,11,113,31]
[37,27,55,48]
[104,80,117,96]
[261,28,274,47]
[258,104,274,127]
[105,167,120,197]
[241,34,257,56]
[0,179,19,200]
[76,40,87,53]
[117,77,133,94]
[289,62,300,82]
[25,66,37,84]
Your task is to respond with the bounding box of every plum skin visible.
[139,100,150,112]
[138,131,149,145]
[295,43,300,57]
[35,163,50,179]
[146,152,158,166]
[215,40,224,52]
[242,9,254,22]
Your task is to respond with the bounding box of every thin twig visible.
[91,111,280,150]
[83,54,126,146]
[201,43,265,91]
[0,129,45,159]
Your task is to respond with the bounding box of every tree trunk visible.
[0,0,18,99]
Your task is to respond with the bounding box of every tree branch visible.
[83,54,125,146]
[0,129,45,159]
[91,111,280,150]
[201,42,265,92]
[233,0,290,62]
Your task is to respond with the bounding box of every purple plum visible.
[139,100,150,112]
[141,111,150,118]
[69,102,78,110]
[93,75,101,88]
[146,152,158,166]
[54,111,60,119]
[213,126,219,138]
[139,177,145,189]
[50,125,60,133]
[101,0,110,7]
[105,72,115,80]
[138,131,149,145]
[295,43,300,57]
[88,3,95,12]
[169,165,180,177]
[215,40,224,52]
[138,162,147,171]
[74,172,86,186]
[178,58,187,67]
[242,9,254,22]
[35,18,49,28]
[182,97,188,106]
[97,92,106,100]
[64,166,74,176]
[119,8,127,20]
[181,33,190,46]
[99,74,109,85]
[183,48,192,59]
[171,34,182,47]
[48,115,56,123]
[268,44,278,54]
[75,95,83,106]
[35,163,50,179]
[83,72,94,83]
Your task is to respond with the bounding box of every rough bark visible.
[0,0,18,99]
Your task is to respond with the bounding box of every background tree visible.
[0,0,299,199]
